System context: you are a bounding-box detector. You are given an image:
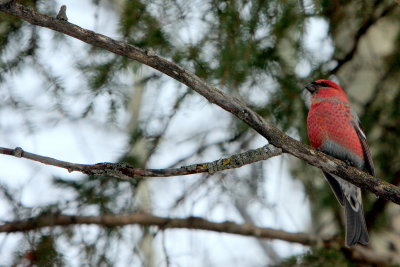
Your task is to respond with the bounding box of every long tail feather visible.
[344,198,369,246]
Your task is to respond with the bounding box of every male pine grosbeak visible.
[305,79,374,246]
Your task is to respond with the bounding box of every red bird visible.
[305,79,375,246]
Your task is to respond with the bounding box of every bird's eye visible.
[318,82,330,87]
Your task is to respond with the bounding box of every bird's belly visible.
[307,109,364,168]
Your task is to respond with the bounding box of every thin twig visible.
[0,145,282,179]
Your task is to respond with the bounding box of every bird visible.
[305,79,375,246]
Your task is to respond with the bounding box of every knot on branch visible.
[12,147,23,158]
[146,48,156,57]
[56,5,68,21]
[238,109,250,119]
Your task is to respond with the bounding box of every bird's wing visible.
[351,113,375,176]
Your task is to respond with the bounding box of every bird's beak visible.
[304,83,318,94]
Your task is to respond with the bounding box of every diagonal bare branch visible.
[0,3,400,205]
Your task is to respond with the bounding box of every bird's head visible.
[304,79,343,94]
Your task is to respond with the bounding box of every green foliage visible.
[54,174,141,214]
[13,235,64,267]
[120,0,172,51]
[0,15,22,49]
[275,247,350,267]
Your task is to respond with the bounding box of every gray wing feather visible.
[353,121,375,176]
[351,110,375,176]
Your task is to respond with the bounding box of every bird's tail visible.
[344,199,369,246]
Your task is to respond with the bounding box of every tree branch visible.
[0,212,397,266]
[0,213,330,246]
[0,145,282,179]
[366,169,400,228]
[329,3,397,74]
[1,3,400,205]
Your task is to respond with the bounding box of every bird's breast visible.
[307,100,364,166]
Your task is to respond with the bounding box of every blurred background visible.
[0,0,399,266]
